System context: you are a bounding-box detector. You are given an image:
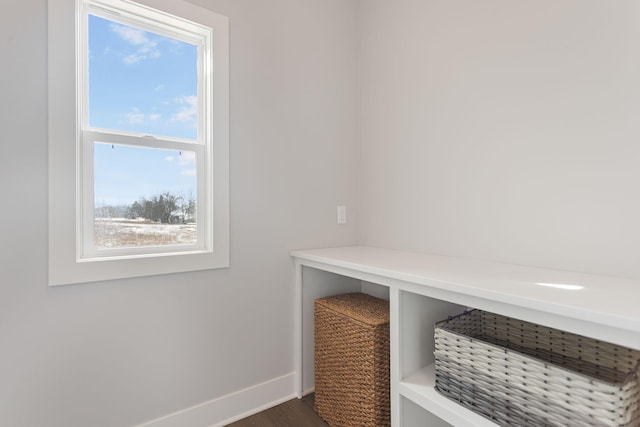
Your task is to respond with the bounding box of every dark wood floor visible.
[227,394,329,427]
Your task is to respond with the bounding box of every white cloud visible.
[125,108,145,124]
[123,54,143,65]
[176,152,196,176]
[166,153,195,173]
[110,23,160,65]
[175,151,196,166]
[110,24,149,46]
[123,110,161,126]
[154,84,165,91]
[171,95,198,124]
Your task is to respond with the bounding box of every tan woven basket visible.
[435,309,640,427]
[314,293,390,427]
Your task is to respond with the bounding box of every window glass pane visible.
[94,143,197,249]
[88,14,198,140]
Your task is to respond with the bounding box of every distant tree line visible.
[95,191,195,224]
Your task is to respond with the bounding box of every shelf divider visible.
[400,364,498,427]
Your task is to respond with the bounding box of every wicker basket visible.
[434,310,640,427]
[314,293,390,427]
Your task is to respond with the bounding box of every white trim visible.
[293,259,303,398]
[48,0,229,285]
[134,373,296,427]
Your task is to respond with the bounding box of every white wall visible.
[5,0,640,425]
[358,0,640,279]
[0,0,358,425]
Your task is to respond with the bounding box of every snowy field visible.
[95,218,196,248]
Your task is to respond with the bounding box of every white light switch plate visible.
[337,205,347,224]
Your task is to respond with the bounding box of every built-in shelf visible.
[400,365,497,427]
[292,245,640,426]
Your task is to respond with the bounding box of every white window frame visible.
[48,0,229,285]
[79,1,210,259]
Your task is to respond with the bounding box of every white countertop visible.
[291,246,640,337]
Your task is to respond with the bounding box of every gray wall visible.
[358,0,640,279]
[0,0,358,425]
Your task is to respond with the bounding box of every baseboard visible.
[136,373,296,427]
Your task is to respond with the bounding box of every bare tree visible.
[177,190,196,223]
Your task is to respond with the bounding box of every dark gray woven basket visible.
[434,310,640,427]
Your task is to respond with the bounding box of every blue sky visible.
[89,14,198,207]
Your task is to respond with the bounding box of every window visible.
[48,0,229,285]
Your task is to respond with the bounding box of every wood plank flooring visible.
[227,394,329,427]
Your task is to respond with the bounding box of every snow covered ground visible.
[95,218,196,248]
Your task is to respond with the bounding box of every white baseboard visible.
[135,373,296,427]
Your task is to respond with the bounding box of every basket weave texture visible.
[314,293,390,427]
[435,309,640,427]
